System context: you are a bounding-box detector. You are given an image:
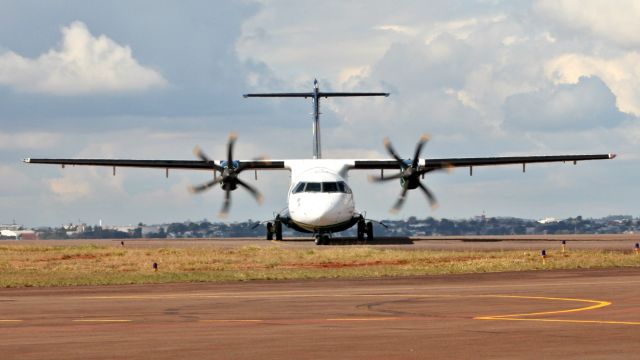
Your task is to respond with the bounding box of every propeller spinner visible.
[370,134,450,213]
[190,133,263,218]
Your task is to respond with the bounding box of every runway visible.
[1,268,640,359]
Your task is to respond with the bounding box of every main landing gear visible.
[357,218,374,242]
[266,219,283,240]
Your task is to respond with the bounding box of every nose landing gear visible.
[314,233,331,245]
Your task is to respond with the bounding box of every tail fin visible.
[244,79,389,159]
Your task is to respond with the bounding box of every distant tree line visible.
[30,215,639,240]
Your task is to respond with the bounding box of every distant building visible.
[0,224,21,231]
[538,217,559,224]
[0,229,37,240]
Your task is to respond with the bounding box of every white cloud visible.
[48,176,92,201]
[535,0,640,48]
[0,21,167,95]
[423,14,507,44]
[545,53,640,116]
[503,76,626,131]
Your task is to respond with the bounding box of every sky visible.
[0,0,637,227]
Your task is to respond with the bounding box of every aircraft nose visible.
[296,195,352,226]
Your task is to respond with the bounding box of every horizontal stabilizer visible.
[243,92,389,98]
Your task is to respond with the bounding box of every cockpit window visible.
[337,181,351,194]
[293,182,305,194]
[322,182,339,192]
[292,181,352,194]
[304,182,321,192]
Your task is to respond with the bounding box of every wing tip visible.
[22,158,31,163]
[609,153,617,159]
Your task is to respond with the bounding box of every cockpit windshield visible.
[305,182,321,192]
[322,182,338,192]
[292,181,352,194]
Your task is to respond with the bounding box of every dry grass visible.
[1,244,639,287]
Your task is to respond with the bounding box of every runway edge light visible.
[541,249,547,265]
[561,240,566,254]
[634,243,639,255]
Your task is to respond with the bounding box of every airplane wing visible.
[352,154,616,171]
[351,153,615,211]
[22,158,286,172]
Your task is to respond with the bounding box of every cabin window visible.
[293,182,305,194]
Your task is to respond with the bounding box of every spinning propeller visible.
[370,134,450,213]
[190,133,263,217]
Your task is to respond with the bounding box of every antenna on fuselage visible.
[243,79,389,159]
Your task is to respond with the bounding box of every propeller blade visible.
[236,178,264,204]
[227,132,237,166]
[417,182,439,209]
[193,146,223,171]
[412,134,430,169]
[193,145,210,162]
[189,178,219,193]
[390,184,410,213]
[236,156,271,173]
[383,138,405,164]
[368,172,404,183]
[218,188,232,218]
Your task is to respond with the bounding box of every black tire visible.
[275,220,283,240]
[357,220,365,241]
[266,222,273,240]
[366,222,374,241]
[322,234,330,246]
[314,235,322,245]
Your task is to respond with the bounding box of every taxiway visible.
[1,268,639,359]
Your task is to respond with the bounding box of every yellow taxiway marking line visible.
[474,295,640,325]
[475,295,610,318]
[72,319,132,323]
[76,290,640,326]
[476,317,640,325]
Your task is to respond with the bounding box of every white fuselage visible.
[285,160,358,232]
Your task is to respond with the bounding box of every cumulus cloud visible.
[545,52,640,116]
[0,21,166,95]
[535,0,640,48]
[503,76,627,131]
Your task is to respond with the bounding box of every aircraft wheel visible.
[275,220,283,240]
[314,235,322,245]
[322,234,330,245]
[266,222,273,240]
[366,222,374,241]
[357,219,365,241]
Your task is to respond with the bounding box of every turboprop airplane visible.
[23,79,615,245]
